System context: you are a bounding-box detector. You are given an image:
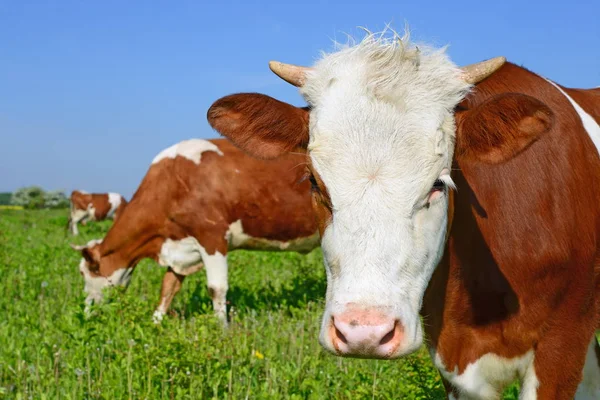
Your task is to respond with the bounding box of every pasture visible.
[0,210,522,399]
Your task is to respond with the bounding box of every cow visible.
[207,31,600,399]
[68,190,127,235]
[70,138,319,325]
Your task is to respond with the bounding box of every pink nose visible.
[329,309,403,358]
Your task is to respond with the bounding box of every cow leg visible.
[532,326,592,399]
[153,267,186,324]
[574,335,600,399]
[201,250,229,326]
[70,214,80,235]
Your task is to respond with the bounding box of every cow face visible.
[209,32,551,359]
[71,239,133,306]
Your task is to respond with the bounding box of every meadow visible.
[0,210,522,399]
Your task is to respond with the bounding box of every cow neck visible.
[96,199,161,276]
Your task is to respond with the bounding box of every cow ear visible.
[70,244,98,265]
[456,93,554,164]
[207,93,310,159]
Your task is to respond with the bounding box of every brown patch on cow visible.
[207,93,310,159]
[456,93,554,164]
[423,62,600,398]
[77,244,103,275]
[304,160,333,237]
[564,87,600,126]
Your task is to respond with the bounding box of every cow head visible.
[208,32,553,359]
[71,239,133,305]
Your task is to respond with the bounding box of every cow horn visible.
[460,56,506,84]
[269,61,311,87]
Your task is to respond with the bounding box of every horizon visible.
[1,0,599,198]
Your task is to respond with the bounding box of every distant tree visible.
[11,186,46,209]
[0,192,11,205]
[44,190,69,209]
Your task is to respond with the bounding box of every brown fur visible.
[209,61,600,398]
[208,93,310,159]
[424,63,600,398]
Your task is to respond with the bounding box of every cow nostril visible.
[333,318,348,344]
[379,320,398,346]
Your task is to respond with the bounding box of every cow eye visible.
[309,174,320,192]
[432,179,445,192]
[299,171,321,192]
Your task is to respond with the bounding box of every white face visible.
[79,259,133,305]
[299,35,470,358]
[77,240,133,305]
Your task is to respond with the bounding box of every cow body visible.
[208,31,600,399]
[72,138,318,324]
[69,190,127,235]
[424,65,600,399]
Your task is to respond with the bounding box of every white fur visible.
[106,193,122,218]
[86,204,97,220]
[301,31,470,356]
[225,219,319,252]
[70,208,89,235]
[152,298,168,324]
[157,236,228,324]
[433,349,537,400]
[575,337,600,399]
[151,139,223,165]
[158,237,204,275]
[203,251,228,325]
[546,80,600,156]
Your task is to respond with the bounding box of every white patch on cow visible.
[225,219,319,253]
[152,298,168,324]
[432,349,537,400]
[152,309,164,324]
[158,237,204,275]
[203,251,228,325]
[546,80,600,156]
[106,193,122,218]
[298,31,471,356]
[70,207,91,235]
[575,337,600,399]
[86,204,97,221]
[158,236,228,324]
[151,139,224,165]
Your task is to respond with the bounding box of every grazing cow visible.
[208,32,600,399]
[68,190,127,235]
[71,139,318,325]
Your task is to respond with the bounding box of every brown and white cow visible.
[208,32,600,399]
[68,190,127,235]
[71,138,318,325]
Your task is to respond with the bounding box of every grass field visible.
[0,210,523,399]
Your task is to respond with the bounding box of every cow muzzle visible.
[321,304,420,359]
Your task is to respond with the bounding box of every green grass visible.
[0,210,522,399]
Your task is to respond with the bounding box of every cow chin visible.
[318,302,424,359]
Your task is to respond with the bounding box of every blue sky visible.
[1,0,598,198]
